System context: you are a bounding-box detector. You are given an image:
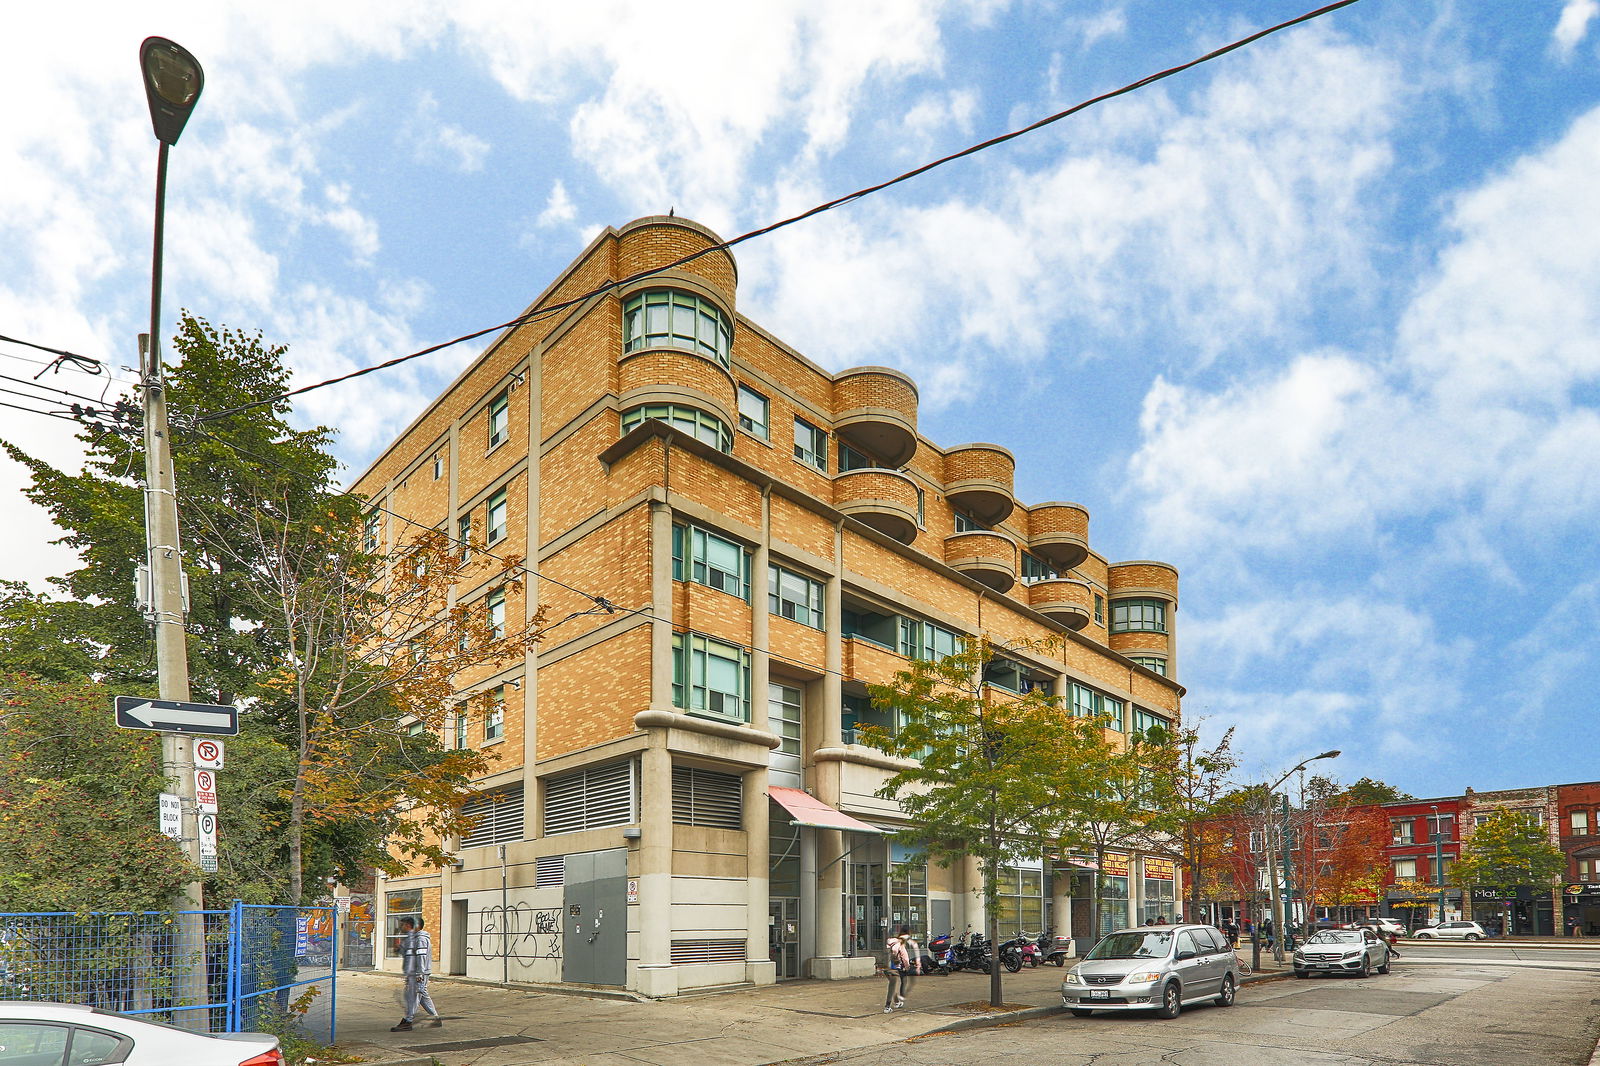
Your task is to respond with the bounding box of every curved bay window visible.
[623,289,732,367]
[622,403,733,453]
[1109,597,1167,634]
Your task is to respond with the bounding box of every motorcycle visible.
[919,932,952,975]
[1041,928,1071,967]
[997,934,1025,973]
[1018,931,1043,968]
[964,931,993,974]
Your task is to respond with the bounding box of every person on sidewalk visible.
[883,925,913,1013]
[391,917,442,1032]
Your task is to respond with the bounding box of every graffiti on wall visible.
[470,902,563,967]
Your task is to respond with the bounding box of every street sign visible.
[159,793,182,841]
[115,696,238,735]
[194,738,225,769]
[197,811,217,858]
[194,769,218,812]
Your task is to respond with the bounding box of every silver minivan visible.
[1061,924,1240,1018]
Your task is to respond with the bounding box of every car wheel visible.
[1378,957,1390,975]
[1416,932,1432,939]
[1465,933,1482,941]
[1071,1008,1094,1018]
[1216,975,1235,1007]
[1356,956,1370,979]
[1295,970,1309,979]
[1155,981,1182,1019]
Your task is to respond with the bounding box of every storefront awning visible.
[769,787,883,834]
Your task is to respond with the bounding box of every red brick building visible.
[1558,780,1600,935]
[1378,797,1462,927]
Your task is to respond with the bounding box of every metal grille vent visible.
[534,854,565,889]
[460,784,524,849]
[670,939,747,964]
[672,766,743,829]
[543,760,636,835]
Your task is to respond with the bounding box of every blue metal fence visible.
[0,903,336,1043]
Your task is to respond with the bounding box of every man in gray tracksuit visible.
[391,918,442,1031]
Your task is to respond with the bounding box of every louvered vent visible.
[670,939,747,964]
[534,854,565,889]
[672,766,743,829]
[543,760,636,835]
[459,784,524,849]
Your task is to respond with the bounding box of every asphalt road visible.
[788,958,1600,1066]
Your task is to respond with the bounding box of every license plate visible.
[1088,989,1109,999]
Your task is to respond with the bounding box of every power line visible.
[0,372,120,409]
[0,398,82,423]
[195,0,1361,425]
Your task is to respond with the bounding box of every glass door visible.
[846,860,885,958]
[769,898,799,978]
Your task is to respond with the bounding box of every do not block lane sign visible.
[115,696,238,735]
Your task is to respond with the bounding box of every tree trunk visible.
[288,689,308,905]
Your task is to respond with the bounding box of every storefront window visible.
[889,842,928,938]
[995,862,1045,933]
[385,888,422,958]
[1142,856,1176,923]
[1100,853,1131,935]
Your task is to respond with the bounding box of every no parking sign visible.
[195,738,225,769]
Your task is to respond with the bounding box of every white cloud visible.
[407,92,490,173]
[1553,0,1599,58]
[536,181,578,229]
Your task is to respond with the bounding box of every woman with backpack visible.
[883,924,914,1012]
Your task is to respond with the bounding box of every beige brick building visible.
[356,215,1184,995]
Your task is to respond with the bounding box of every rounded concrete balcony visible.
[1027,502,1090,571]
[943,531,1016,593]
[832,367,919,468]
[617,347,737,432]
[942,444,1015,525]
[1107,560,1179,603]
[616,216,738,303]
[1027,578,1094,630]
[834,469,919,543]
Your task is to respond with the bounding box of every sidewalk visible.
[333,962,1219,1066]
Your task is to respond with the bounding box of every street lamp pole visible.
[1259,750,1340,966]
[1431,804,1447,927]
[139,35,206,1026]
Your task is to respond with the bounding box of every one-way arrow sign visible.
[115,696,238,736]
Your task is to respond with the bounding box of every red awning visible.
[769,787,883,834]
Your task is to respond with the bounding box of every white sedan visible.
[0,1002,281,1065]
[1412,920,1489,941]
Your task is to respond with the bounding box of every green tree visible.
[1454,808,1565,893]
[0,673,192,912]
[860,638,1112,1007]
[0,581,101,681]
[1336,777,1412,805]
[1,313,339,704]
[1165,723,1238,923]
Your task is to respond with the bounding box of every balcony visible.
[942,444,1015,525]
[943,531,1016,593]
[834,469,919,544]
[833,367,919,468]
[1026,502,1090,571]
[616,347,736,428]
[1026,578,1093,630]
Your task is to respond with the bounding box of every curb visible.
[926,1003,1065,1034]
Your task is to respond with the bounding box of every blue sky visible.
[2,1,1597,797]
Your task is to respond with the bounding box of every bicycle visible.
[1233,951,1252,976]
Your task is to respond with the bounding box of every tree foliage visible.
[1454,808,1566,891]
[1162,723,1237,922]
[860,637,1113,1007]
[0,673,192,912]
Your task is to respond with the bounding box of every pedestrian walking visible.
[883,924,913,1013]
[391,918,442,1032]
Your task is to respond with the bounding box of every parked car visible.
[1413,921,1488,941]
[1350,917,1407,937]
[1061,924,1239,1019]
[0,1001,282,1065]
[1293,928,1391,978]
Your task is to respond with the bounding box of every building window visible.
[1426,813,1455,841]
[1130,707,1167,734]
[544,761,637,835]
[487,588,506,641]
[1019,552,1058,584]
[1142,860,1177,923]
[770,683,802,761]
[769,564,825,628]
[1432,856,1451,884]
[432,454,444,480]
[485,685,505,742]
[673,632,750,722]
[1572,810,1590,835]
[672,766,743,829]
[451,711,468,750]
[953,510,988,533]
[916,487,925,527]
[1393,858,1416,879]
[1579,858,1597,881]
[898,617,961,661]
[995,863,1045,932]
[1094,594,1104,625]
[457,514,472,561]
[837,442,875,471]
[672,523,749,599]
[486,489,508,545]
[460,784,523,849]
[1070,683,1125,731]
[737,384,769,440]
[1109,598,1166,634]
[1129,655,1167,676]
[1392,820,1415,845]
[385,890,423,957]
[622,403,732,452]
[622,289,732,367]
[363,512,379,553]
[793,416,827,472]
[488,391,509,449]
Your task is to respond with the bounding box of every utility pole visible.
[139,36,207,1027]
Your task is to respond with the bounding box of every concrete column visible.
[750,489,771,734]
[635,742,676,996]
[649,499,675,712]
[744,767,776,985]
[521,350,541,782]
[809,523,846,977]
[820,523,844,750]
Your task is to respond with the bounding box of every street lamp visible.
[139,35,206,1027]
[1431,804,1447,929]
[1256,750,1340,970]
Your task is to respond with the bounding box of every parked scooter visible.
[920,932,952,975]
[998,934,1026,973]
[1040,928,1071,967]
[1018,931,1043,968]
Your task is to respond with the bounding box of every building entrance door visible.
[562,848,627,986]
[769,897,800,978]
[847,861,885,959]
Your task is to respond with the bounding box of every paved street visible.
[787,959,1600,1066]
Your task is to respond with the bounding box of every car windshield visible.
[1086,931,1173,960]
[1306,931,1360,945]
